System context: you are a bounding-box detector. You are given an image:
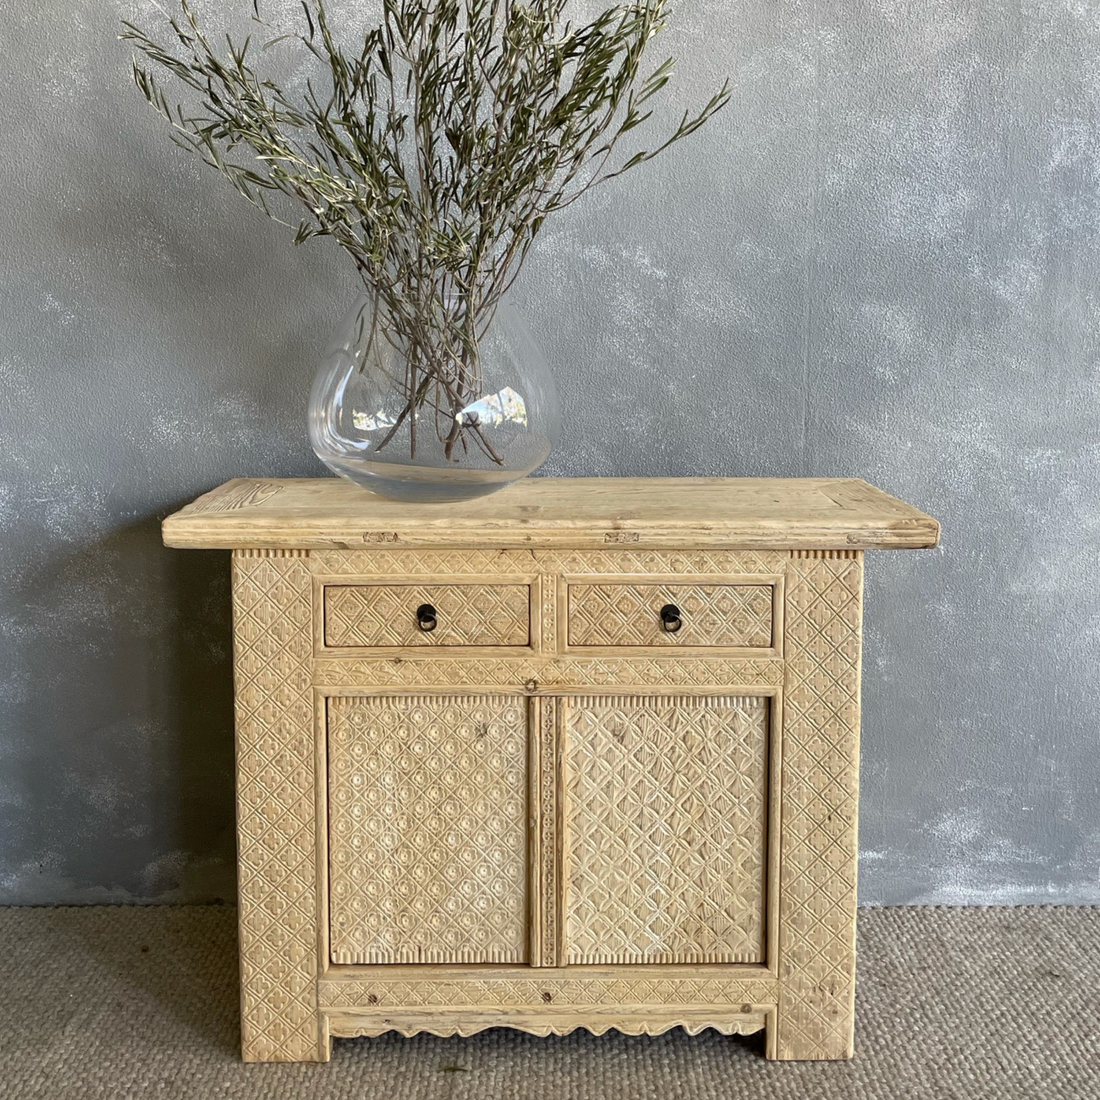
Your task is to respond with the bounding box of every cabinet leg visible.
[770,551,862,1063]
[768,989,855,1061]
[232,552,324,1064]
[241,1009,330,1063]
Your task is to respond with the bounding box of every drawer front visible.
[563,694,769,965]
[327,694,529,965]
[324,583,530,647]
[567,582,774,648]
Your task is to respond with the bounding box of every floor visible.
[0,905,1096,1099]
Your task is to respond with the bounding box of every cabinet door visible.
[327,693,529,965]
[562,694,769,965]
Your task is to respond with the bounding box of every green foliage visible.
[122,0,729,461]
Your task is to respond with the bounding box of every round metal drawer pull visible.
[416,603,438,632]
[659,604,683,633]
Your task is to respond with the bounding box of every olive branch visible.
[122,0,729,462]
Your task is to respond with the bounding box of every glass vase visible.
[308,293,559,503]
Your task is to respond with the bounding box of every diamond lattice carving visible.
[568,583,774,648]
[548,548,787,576]
[563,695,768,964]
[231,550,320,1062]
[324,583,530,647]
[776,552,863,1059]
[309,548,789,577]
[328,694,528,964]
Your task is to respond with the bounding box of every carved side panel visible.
[327,694,528,964]
[231,550,323,1062]
[775,550,863,1060]
[323,583,530,647]
[563,695,769,965]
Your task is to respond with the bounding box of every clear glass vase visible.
[309,293,560,503]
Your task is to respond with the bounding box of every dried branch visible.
[122,0,730,460]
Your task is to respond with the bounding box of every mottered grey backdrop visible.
[1,0,1098,906]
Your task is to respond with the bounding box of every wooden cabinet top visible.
[162,477,938,551]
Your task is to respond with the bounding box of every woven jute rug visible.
[0,905,1096,1099]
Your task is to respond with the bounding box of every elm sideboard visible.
[162,477,939,1063]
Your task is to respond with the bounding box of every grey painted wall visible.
[1,0,1098,906]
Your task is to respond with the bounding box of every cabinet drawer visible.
[324,583,531,648]
[567,582,775,648]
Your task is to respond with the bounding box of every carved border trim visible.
[319,974,779,1008]
[309,548,791,577]
[236,547,308,558]
[326,1007,773,1043]
[531,696,562,967]
[313,656,785,689]
[790,549,861,560]
[540,572,557,652]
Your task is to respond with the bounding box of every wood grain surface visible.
[163,477,939,550]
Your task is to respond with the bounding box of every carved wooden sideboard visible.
[162,477,938,1063]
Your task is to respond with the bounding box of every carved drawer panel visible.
[328,694,529,964]
[562,694,769,965]
[324,583,530,647]
[567,583,774,648]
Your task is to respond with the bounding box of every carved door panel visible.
[327,693,529,965]
[560,694,769,965]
